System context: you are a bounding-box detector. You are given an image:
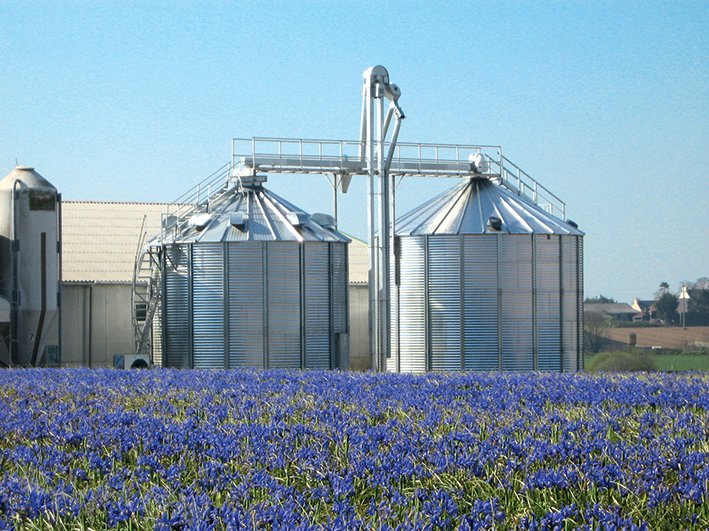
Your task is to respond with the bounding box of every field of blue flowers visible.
[0,369,706,530]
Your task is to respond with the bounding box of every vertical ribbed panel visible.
[152,265,163,366]
[388,239,399,373]
[535,235,562,371]
[428,237,462,371]
[500,236,534,371]
[332,242,349,369]
[191,244,225,369]
[304,243,330,369]
[332,243,348,334]
[578,238,584,370]
[164,244,190,368]
[227,242,265,368]
[267,243,302,368]
[398,237,427,373]
[462,235,500,370]
[562,237,580,372]
[152,297,163,367]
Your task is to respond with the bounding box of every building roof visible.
[396,176,583,236]
[61,200,370,284]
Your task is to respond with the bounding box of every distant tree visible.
[584,295,617,304]
[686,278,709,326]
[655,292,678,325]
[584,311,610,353]
[659,282,670,292]
[692,277,709,290]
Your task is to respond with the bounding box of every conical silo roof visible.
[171,182,350,243]
[396,177,582,235]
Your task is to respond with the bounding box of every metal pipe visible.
[10,179,22,366]
[365,85,378,372]
[378,92,390,372]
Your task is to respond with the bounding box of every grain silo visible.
[389,175,583,373]
[0,167,60,367]
[154,175,350,370]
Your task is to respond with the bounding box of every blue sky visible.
[2,1,707,302]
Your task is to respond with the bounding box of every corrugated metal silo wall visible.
[392,233,583,373]
[228,242,265,368]
[160,241,349,369]
[163,244,191,368]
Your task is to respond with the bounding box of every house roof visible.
[61,200,370,285]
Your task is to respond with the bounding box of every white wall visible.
[58,282,372,370]
[59,283,134,367]
[348,284,370,370]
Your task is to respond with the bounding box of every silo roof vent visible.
[487,216,502,231]
[311,213,337,231]
[188,212,212,231]
[286,211,309,226]
[230,212,248,228]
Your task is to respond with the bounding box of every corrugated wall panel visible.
[578,238,584,370]
[561,236,581,372]
[535,235,562,371]
[267,243,302,368]
[192,244,225,369]
[227,242,265,368]
[304,243,330,369]
[331,243,348,334]
[332,243,349,369]
[388,239,399,373]
[398,237,426,373]
[428,237,462,371]
[163,244,190,368]
[501,236,534,371]
[463,235,500,370]
[152,265,163,366]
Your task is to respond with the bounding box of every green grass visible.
[585,351,709,372]
[654,354,709,371]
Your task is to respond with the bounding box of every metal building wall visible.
[393,234,583,373]
[428,238,462,371]
[396,237,426,373]
[163,245,190,368]
[191,244,225,369]
[160,241,348,369]
[227,242,264,368]
[463,235,499,370]
[535,235,562,371]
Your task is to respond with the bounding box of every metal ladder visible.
[132,216,163,358]
[131,162,235,358]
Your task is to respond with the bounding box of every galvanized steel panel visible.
[267,243,302,368]
[535,235,562,371]
[304,243,331,369]
[462,235,500,370]
[163,244,190,368]
[397,178,583,236]
[500,236,534,371]
[388,243,399,373]
[562,237,581,372]
[398,237,427,373]
[332,243,348,334]
[578,239,585,369]
[227,242,265,368]
[428,237,462,371]
[191,244,225,369]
